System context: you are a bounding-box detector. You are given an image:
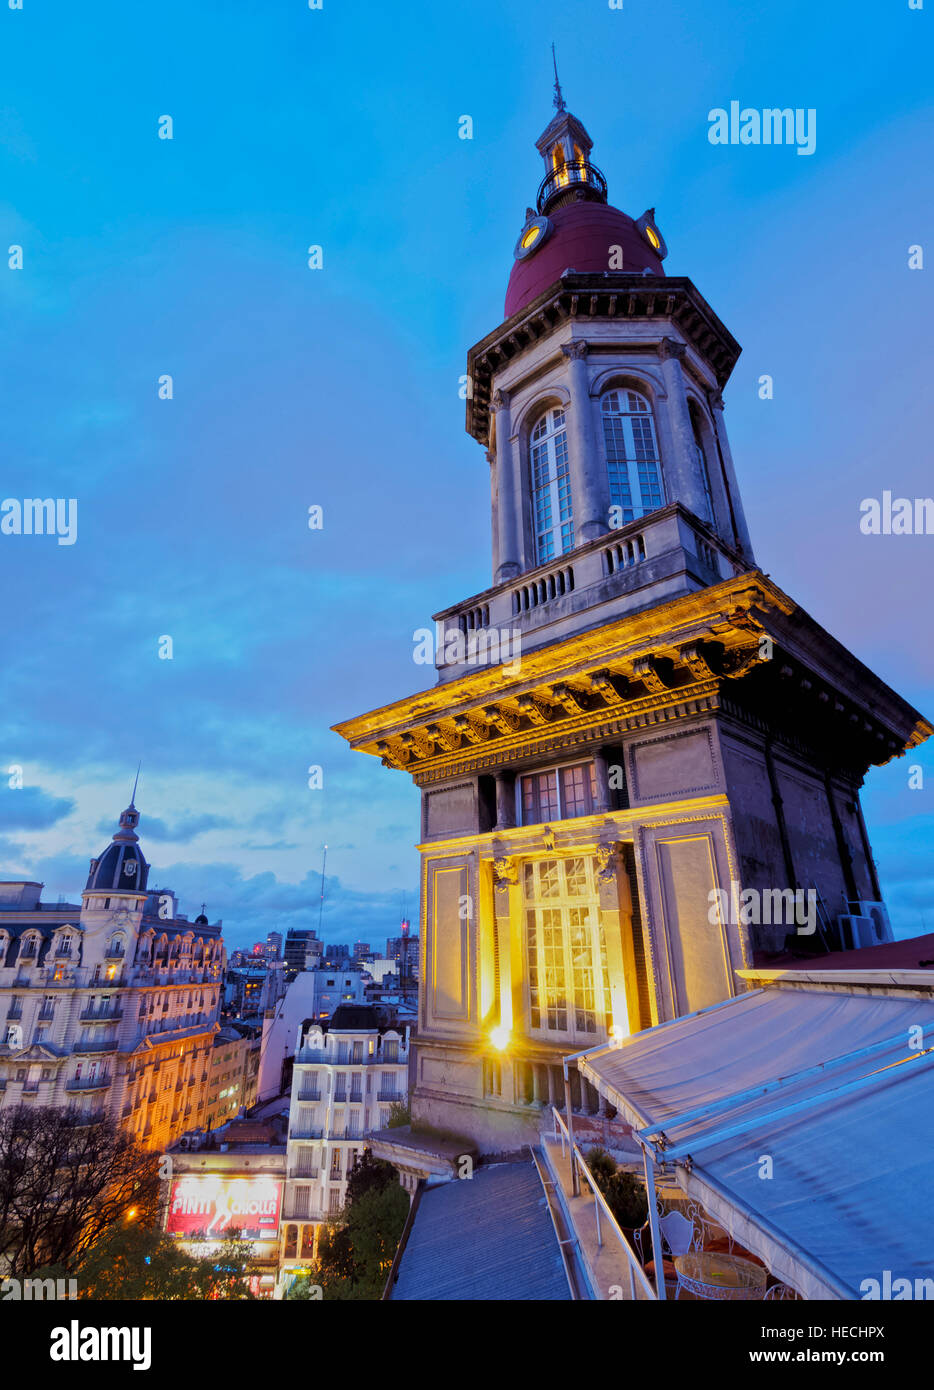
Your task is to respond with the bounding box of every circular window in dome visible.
[514,215,552,261]
[635,209,668,260]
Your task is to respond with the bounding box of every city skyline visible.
[1,0,931,948]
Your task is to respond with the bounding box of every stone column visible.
[708,389,755,562]
[561,340,606,543]
[486,448,500,578]
[592,746,611,813]
[494,771,515,831]
[492,389,521,582]
[657,338,709,522]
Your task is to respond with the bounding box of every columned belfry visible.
[334,92,930,1150]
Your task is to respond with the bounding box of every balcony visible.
[432,504,744,681]
[73,1039,119,1054]
[80,1005,123,1023]
[377,1091,402,1103]
[282,1205,327,1223]
[290,1126,324,1141]
[5,1006,22,1021]
[66,1074,111,1092]
[536,157,607,215]
[296,1089,321,1102]
[287,1167,320,1181]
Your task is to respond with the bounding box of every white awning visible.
[573,987,934,1300]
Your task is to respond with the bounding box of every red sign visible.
[166,1176,282,1241]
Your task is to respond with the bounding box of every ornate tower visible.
[335,93,930,1151]
[80,798,151,978]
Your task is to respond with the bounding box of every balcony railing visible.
[536,158,607,214]
[290,1127,324,1141]
[282,1206,327,1223]
[80,1006,123,1023]
[66,1075,111,1092]
[73,1039,119,1054]
[296,1089,321,1102]
[433,504,742,677]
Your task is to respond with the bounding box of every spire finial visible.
[130,761,141,808]
[551,43,566,114]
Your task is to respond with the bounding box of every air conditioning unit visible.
[178,1136,190,1150]
[189,1133,202,1150]
[855,901,893,945]
[837,915,876,950]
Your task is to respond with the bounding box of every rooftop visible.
[389,1162,571,1301]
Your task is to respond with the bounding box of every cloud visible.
[0,787,75,830]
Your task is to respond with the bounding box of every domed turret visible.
[504,64,668,319]
[86,799,150,894]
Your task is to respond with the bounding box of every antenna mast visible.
[317,844,328,936]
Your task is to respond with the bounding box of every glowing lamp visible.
[490,1026,510,1051]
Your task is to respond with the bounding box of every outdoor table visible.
[673,1252,769,1301]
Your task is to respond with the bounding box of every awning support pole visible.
[641,1142,667,1300]
[563,1059,579,1197]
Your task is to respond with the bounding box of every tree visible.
[585,1146,648,1231]
[0,1106,160,1277]
[43,1223,259,1300]
[343,1147,396,1205]
[299,1152,409,1300]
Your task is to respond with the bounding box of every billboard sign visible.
[166,1175,283,1242]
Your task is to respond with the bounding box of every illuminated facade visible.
[334,93,931,1149]
[164,1118,287,1298]
[0,801,225,1150]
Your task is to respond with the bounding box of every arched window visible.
[530,406,573,564]
[689,402,716,526]
[601,389,664,523]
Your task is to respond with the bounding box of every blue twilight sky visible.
[0,0,931,950]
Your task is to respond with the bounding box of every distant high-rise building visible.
[352,940,371,962]
[386,927,419,983]
[266,931,283,961]
[283,928,321,980]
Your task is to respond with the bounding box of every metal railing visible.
[536,158,607,213]
[66,1075,112,1091]
[551,1106,657,1301]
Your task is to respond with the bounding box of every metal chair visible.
[635,1206,701,1298]
[764,1282,802,1300]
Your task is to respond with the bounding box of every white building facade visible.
[277,1004,409,1292]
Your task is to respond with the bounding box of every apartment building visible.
[277,1004,408,1291]
[0,800,224,1150]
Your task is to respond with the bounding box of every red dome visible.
[505,201,664,320]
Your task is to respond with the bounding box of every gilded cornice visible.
[332,570,932,778]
